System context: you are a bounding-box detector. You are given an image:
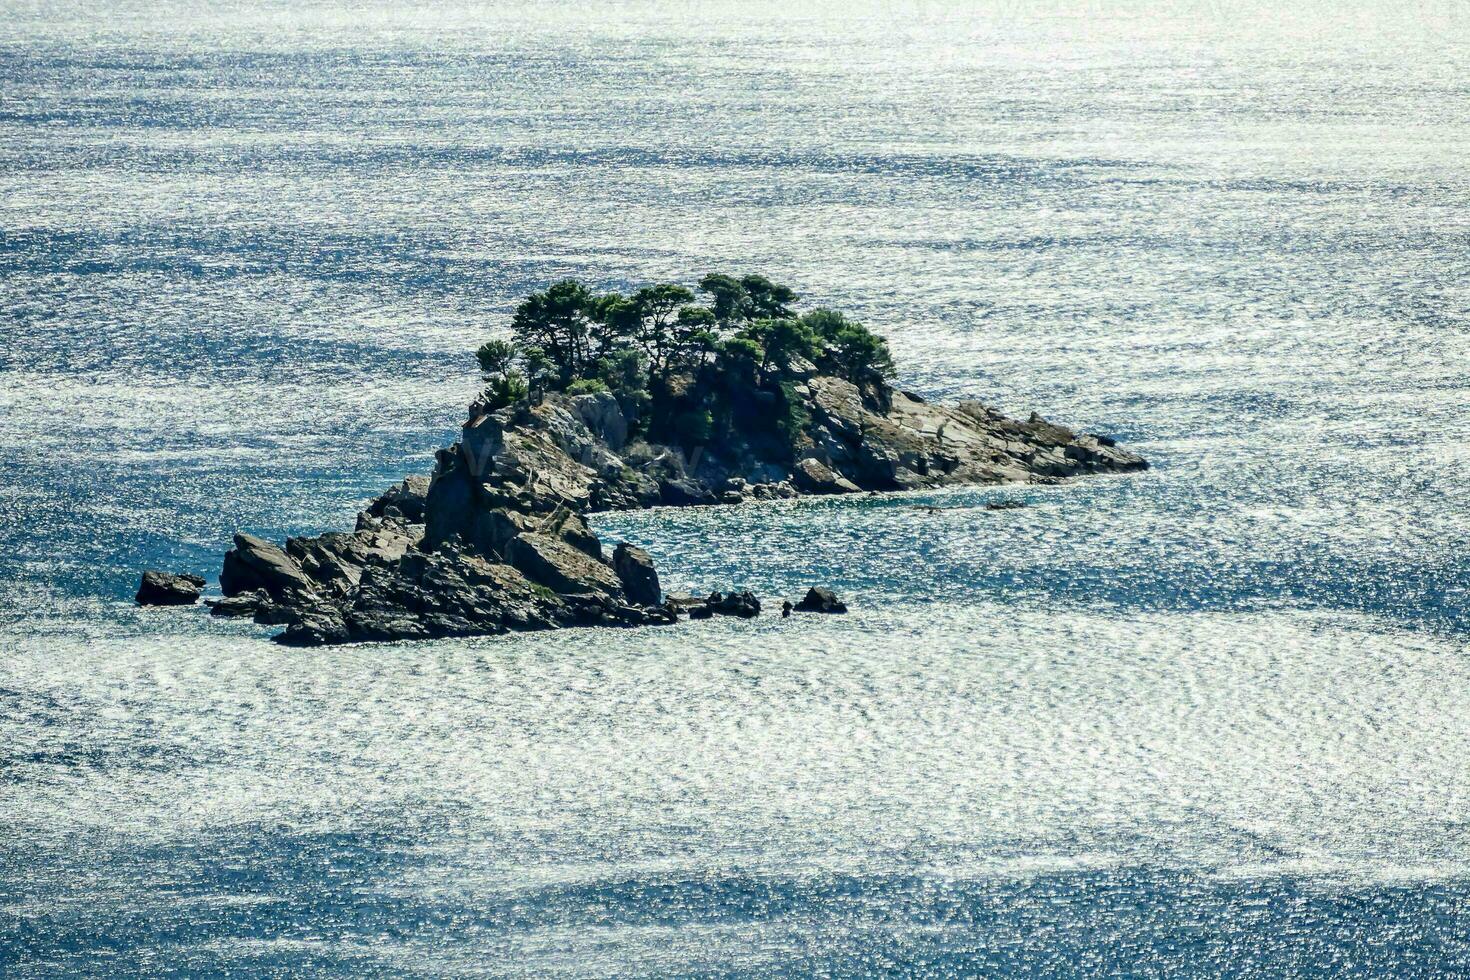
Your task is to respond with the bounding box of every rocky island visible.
[165,275,1146,645]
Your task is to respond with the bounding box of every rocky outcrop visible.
[613,543,662,606]
[136,571,204,606]
[197,370,1145,646]
[506,532,625,598]
[220,533,314,601]
[794,586,847,614]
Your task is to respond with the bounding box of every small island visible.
[184,274,1146,645]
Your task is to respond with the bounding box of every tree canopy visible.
[481,274,898,452]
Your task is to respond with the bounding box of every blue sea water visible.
[3,0,1470,974]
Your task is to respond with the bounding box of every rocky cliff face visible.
[207,377,1146,646]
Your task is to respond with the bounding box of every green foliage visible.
[565,377,609,395]
[518,345,558,389]
[475,338,517,380]
[802,309,896,382]
[698,272,798,325]
[777,380,813,449]
[475,338,529,411]
[674,408,714,444]
[738,317,818,374]
[697,273,748,325]
[480,372,529,411]
[511,279,596,382]
[739,274,797,320]
[592,347,653,430]
[716,336,764,379]
[479,275,897,449]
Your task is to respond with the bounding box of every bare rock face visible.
[135,571,205,606]
[368,475,430,522]
[220,534,314,600]
[793,457,862,495]
[571,391,629,451]
[206,590,266,617]
[612,542,661,606]
[506,533,625,599]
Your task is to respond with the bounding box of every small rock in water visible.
[794,587,847,614]
[707,590,761,618]
[781,600,793,618]
[135,571,205,606]
[985,500,1026,511]
[612,542,662,607]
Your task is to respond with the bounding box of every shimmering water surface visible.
[3,1,1470,974]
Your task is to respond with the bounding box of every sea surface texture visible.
[3,0,1469,975]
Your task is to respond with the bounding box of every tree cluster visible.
[475,274,897,454]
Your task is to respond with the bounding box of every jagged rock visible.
[793,457,861,495]
[220,533,314,600]
[612,542,661,606]
[707,590,761,618]
[660,476,719,507]
[206,590,266,617]
[506,533,624,598]
[551,511,604,561]
[369,475,430,523]
[135,571,204,606]
[794,586,847,614]
[253,600,302,626]
[644,602,679,625]
[571,391,628,451]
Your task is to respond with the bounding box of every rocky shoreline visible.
[140,370,1145,646]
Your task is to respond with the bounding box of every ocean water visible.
[3,0,1470,974]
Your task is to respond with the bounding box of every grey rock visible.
[659,476,719,507]
[571,391,629,451]
[135,571,205,606]
[206,590,266,617]
[506,533,625,598]
[792,457,861,495]
[369,475,430,523]
[612,542,661,606]
[214,346,1147,647]
[220,533,314,600]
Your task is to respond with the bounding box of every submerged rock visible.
[135,571,205,606]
